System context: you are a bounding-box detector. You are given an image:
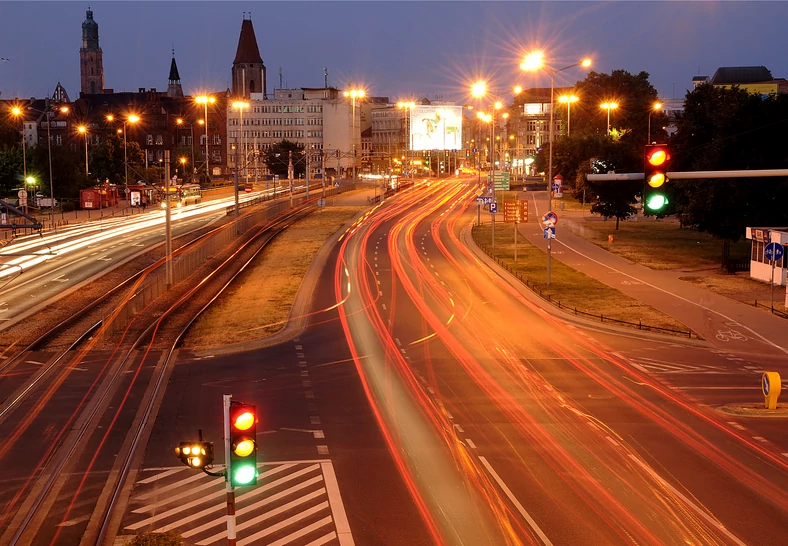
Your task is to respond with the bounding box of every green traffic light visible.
[646,194,668,211]
[234,465,257,485]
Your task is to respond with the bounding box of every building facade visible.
[79,8,104,96]
[226,87,358,179]
[232,16,267,99]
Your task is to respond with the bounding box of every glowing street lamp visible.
[600,102,619,136]
[77,125,89,176]
[344,88,365,181]
[195,95,216,181]
[558,95,579,135]
[109,114,140,186]
[397,100,416,184]
[647,102,663,145]
[520,50,592,286]
[176,118,197,180]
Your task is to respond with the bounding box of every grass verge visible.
[473,224,692,335]
[681,274,787,316]
[565,218,750,270]
[185,206,363,348]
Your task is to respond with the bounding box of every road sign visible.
[765,242,784,262]
[542,211,558,226]
[476,196,494,205]
[17,189,27,199]
[503,200,528,223]
[334,182,340,187]
[273,175,280,184]
[543,227,556,239]
[487,172,510,191]
[489,202,498,214]
[317,198,326,208]
[762,371,782,409]
[472,148,477,153]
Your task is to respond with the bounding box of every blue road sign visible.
[543,227,556,239]
[542,211,558,226]
[763,374,771,396]
[489,202,498,214]
[475,196,494,205]
[472,148,478,153]
[334,182,340,187]
[765,242,784,263]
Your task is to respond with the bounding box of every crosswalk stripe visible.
[304,532,339,546]
[321,462,354,546]
[127,464,302,527]
[265,517,335,546]
[178,476,325,538]
[137,468,186,484]
[233,504,331,546]
[135,467,218,502]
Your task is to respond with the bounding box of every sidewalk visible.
[521,192,788,358]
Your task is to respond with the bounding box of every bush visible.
[62,200,77,213]
[127,531,182,546]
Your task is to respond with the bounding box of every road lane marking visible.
[321,461,355,546]
[627,454,747,546]
[479,456,554,546]
[466,438,477,449]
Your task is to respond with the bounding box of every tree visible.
[90,133,144,186]
[671,84,788,244]
[0,114,21,150]
[262,140,305,178]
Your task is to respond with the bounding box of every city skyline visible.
[1,2,788,103]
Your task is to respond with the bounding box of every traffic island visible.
[717,404,788,418]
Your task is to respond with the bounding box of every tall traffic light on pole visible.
[644,144,671,212]
[229,402,258,487]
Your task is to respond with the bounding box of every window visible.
[212,150,221,162]
[156,134,163,145]
[147,134,154,145]
[200,135,207,146]
[213,135,221,145]
[55,135,63,146]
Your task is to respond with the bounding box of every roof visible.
[361,127,372,138]
[711,66,774,85]
[168,57,181,82]
[692,76,708,82]
[233,19,263,64]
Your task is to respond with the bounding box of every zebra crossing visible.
[628,356,762,375]
[122,460,352,546]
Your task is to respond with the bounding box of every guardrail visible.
[753,300,788,319]
[471,226,697,339]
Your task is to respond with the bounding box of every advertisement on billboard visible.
[410,106,462,151]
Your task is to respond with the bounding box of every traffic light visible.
[229,402,258,487]
[175,441,214,469]
[643,144,671,212]
[465,149,470,158]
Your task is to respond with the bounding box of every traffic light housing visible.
[175,441,214,469]
[644,144,671,212]
[229,402,258,487]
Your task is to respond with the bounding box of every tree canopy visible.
[262,140,306,178]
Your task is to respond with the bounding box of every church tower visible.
[231,14,266,99]
[79,7,104,95]
[167,50,184,98]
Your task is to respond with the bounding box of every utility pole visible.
[305,147,310,200]
[164,150,173,286]
[288,149,294,207]
[234,143,240,234]
[223,394,237,546]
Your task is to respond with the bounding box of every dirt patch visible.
[184,206,363,348]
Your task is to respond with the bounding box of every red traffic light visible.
[646,148,669,166]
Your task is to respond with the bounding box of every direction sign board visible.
[476,196,494,205]
[542,211,558,226]
[543,227,556,239]
[765,242,784,263]
[489,202,498,214]
[503,200,528,223]
[487,172,511,191]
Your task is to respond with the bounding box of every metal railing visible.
[753,300,788,319]
[471,226,696,338]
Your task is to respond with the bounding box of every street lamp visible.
[195,95,216,181]
[647,102,663,145]
[397,101,416,184]
[520,50,592,286]
[179,157,187,180]
[558,94,579,136]
[108,114,140,187]
[231,101,249,233]
[176,118,197,182]
[10,107,27,183]
[344,88,365,181]
[600,102,619,136]
[231,101,250,187]
[77,125,89,176]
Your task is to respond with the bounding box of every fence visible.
[470,226,696,338]
[102,186,345,338]
[722,258,750,274]
[753,300,788,319]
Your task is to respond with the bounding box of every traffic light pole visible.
[223,394,237,546]
[587,168,788,181]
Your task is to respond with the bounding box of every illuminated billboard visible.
[410,105,462,151]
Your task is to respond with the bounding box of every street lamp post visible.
[231,101,249,233]
[600,102,619,136]
[647,102,663,145]
[195,95,216,182]
[343,88,365,182]
[11,107,27,183]
[109,114,140,187]
[176,118,197,183]
[397,101,416,185]
[77,125,89,175]
[558,94,579,136]
[521,51,592,286]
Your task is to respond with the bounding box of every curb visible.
[716,404,788,418]
[461,223,709,347]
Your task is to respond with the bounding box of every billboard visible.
[410,105,462,152]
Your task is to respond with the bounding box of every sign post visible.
[541,211,558,285]
[489,201,498,248]
[503,199,528,263]
[764,242,784,312]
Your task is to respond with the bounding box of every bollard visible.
[762,372,781,410]
[608,234,614,243]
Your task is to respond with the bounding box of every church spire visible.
[79,6,104,96]
[167,47,184,98]
[231,14,266,98]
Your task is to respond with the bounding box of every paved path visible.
[519,192,788,358]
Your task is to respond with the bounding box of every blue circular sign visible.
[763,373,770,396]
[765,242,784,262]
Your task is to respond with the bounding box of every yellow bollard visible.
[608,234,614,243]
[762,372,781,410]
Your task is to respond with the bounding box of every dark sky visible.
[2,1,787,104]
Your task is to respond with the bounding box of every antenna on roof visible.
[324,68,328,88]
[279,67,283,89]
[172,44,175,58]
